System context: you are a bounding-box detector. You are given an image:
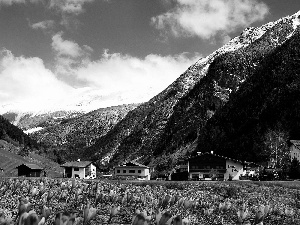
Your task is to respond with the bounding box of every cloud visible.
[0,49,75,111]
[51,32,93,76]
[49,0,94,15]
[0,0,40,6]
[49,0,95,28]
[50,33,200,104]
[52,32,86,58]
[0,48,201,113]
[151,0,269,39]
[30,20,55,31]
[0,0,25,6]
[74,50,201,101]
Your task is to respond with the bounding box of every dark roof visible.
[17,163,43,170]
[291,140,300,150]
[116,161,149,168]
[190,152,243,164]
[61,161,92,168]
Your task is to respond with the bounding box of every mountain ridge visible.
[84,10,300,174]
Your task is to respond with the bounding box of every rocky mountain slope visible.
[2,110,84,132]
[85,11,300,174]
[29,104,138,161]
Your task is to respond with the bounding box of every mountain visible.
[0,115,38,149]
[0,115,63,177]
[84,11,300,174]
[2,110,85,132]
[0,86,156,132]
[29,104,138,162]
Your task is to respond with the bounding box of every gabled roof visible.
[17,163,43,170]
[116,161,149,168]
[61,161,92,168]
[190,152,244,164]
[290,140,300,150]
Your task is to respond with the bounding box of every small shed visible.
[16,163,43,177]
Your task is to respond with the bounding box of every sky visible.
[0,0,300,112]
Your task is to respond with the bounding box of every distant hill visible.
[0,115,38,149]
[0,114,63,177]
[0,140,63,177]
[29,104,139,162]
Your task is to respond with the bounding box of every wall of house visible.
[225,160,243,180]
[188,154,226,180]
[72,167,85,179]
[85,164,97,179]
[114,166,150,180]
[290,144,300,161]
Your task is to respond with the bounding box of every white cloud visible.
[49,0,94,15]
[151,0,269,39]
[52,32,85,58]
[0,0,25,6]
[0,49,75,111]
[0,47,201,113]
[0,0,41,6]
[51,32,93,76]
[0,32,201,113]
[48,0,96,29]
[74,50,201,101]
[30,20,55,30]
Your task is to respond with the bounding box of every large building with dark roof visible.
[188,152,244,180]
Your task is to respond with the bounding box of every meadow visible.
[0,178,299,225]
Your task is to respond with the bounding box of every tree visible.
[263,124,290,172]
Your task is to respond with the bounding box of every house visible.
[240,162,262,179]
[16,163,43,177]
[188,152,244,180]
[177,159,188,172]
[114,161,151,180]
[290,140,300,161]
[61,160,96,179]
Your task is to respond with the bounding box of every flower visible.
[83,201,97,225]
[156,210,173,225]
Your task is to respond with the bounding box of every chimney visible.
[77,159,80,162]
[211,151,214,154]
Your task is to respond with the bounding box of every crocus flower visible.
[156,210,173,225]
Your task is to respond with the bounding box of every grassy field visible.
[0,178,299,224]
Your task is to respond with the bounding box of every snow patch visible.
[24,127,44,134]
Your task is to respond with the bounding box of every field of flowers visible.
[0,178,299,225]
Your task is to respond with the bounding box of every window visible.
[129,170,135,173]
[123,170,126,173]
[74,167,79,171]
[117,170,120,173]
[138,170,141,173]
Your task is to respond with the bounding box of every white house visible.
[290,140,300,161]
[61,160,96,179]
[188,152,244,180]
[114,161,150,180]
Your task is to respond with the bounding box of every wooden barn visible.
[16,163,43,177]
